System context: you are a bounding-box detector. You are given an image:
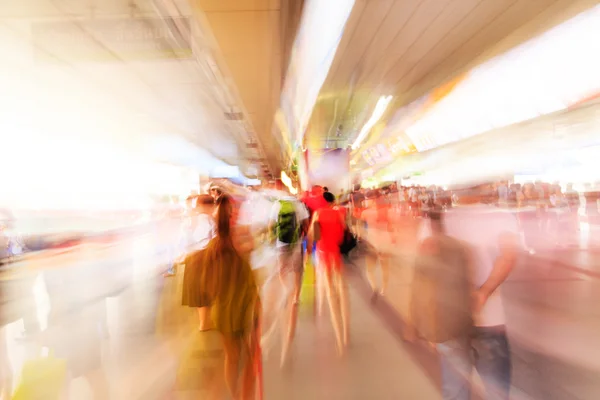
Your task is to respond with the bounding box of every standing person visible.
[302,185,329,311]
[308,192,349,356]
[183,194,261,400]
[406,208,473,364]
[419,188,431,218]
[361,191,392,301]
[268,194,309,366]
[350,185,365,241]
[418,185,519,400]
[564,183,581,246]
[409,186,420,218]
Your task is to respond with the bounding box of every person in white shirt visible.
[419,184,519,400]
[267,194,309,366]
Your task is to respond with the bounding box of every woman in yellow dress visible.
[183,194,261,399]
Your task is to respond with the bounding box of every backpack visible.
[277,200,298,244]
[410,234,472,343]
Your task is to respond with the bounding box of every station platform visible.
[2,224,600,399]
[0,238,441,399]
[358,212,600,400]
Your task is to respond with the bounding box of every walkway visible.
[0,238,441,399]
[359,212,600,400]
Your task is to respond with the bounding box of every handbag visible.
[12,348,66,400]
[339,228,357,255]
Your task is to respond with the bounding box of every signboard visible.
[32,17,192,62]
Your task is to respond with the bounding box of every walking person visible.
[308,192,349,356]
[415,185,519,400]
[268,193,308,366]
[183,194,261,399]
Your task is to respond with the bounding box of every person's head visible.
[209,185,222,200]
[311,185,323,196]
[323,186,329,193]
[323,191,335,205]
[196,194,214,215]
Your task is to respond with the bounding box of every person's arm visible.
[474,231,519,312]
[307,210,319,252]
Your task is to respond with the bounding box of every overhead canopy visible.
[298,0,597,157]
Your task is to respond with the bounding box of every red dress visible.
[317,208,344,269]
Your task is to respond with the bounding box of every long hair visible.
[204,194,245,300]
[215,194,234,245]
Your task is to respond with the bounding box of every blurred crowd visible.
[0,176,598,399]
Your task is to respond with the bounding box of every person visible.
[564,183,581,246]
[303,185,328,219]
[183,194,261,399]
[308,192,349,356]
[268,193,309,366]
[42,253,111,399]
[406,208,472,349]
[361,190,392,301]
[350,185,365,240]
[418,184,519,400]
[209,184,223,202]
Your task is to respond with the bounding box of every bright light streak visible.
[352,96,393,150]
[280,171,298,194]
[405,4,600,152]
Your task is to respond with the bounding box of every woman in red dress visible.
[309,192,349,355]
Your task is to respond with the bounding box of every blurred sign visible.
[32,17,192,62]
[361,133,415,166]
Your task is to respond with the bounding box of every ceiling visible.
[0,0,302,178]
[304,0,599,152]
[194,0,304,178]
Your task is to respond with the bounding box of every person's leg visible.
[240,337,257,400]
[197,307,212,331]
[437,337,472,400]
[280,245,301,366]
[473,327,512,400]
[280,296,299,368]
[333,257,350,347]
[321,253,344,355]
[315,249,326,317]
[291,245,303,304]
[221,334,241,399]
[19,275,40,339]
[365,249,379,296]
